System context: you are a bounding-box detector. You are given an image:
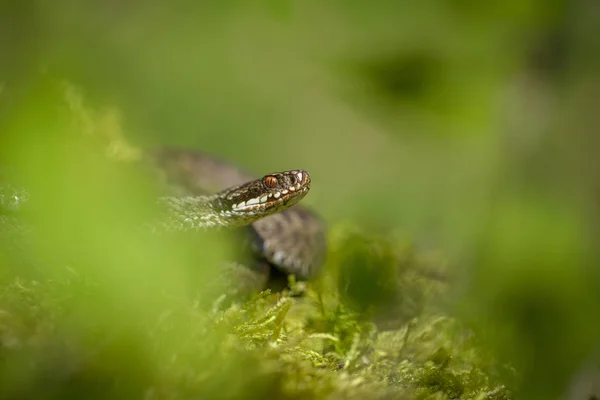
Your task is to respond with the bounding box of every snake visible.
[0,147,327,291]
[148,147,327,285]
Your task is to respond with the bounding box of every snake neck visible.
[155,195,263,231]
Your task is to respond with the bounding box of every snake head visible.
[222,170,311,216]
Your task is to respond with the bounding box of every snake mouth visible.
[231,170,310,213]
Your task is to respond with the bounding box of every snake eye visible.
[264,176,278,188]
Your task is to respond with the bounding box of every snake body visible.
[149,148,327,281]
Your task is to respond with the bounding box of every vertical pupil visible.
[266,176,277,187]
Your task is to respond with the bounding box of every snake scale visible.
[0,147,327,290]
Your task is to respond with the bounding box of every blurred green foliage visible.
[2,1,600,399]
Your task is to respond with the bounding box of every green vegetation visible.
[0,217,512,399]
[2,1,600,399]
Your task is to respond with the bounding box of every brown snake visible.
[148,147,327,285]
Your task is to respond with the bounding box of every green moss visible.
[0,246,514,399]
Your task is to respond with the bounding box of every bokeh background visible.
[1,1,600,399]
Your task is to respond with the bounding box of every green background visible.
[1,1,600,399]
